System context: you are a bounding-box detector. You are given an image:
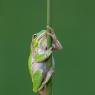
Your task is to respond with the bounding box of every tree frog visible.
[28,26,62,93]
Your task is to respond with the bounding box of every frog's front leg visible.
[46,26,63,50]
[35,47,53,63]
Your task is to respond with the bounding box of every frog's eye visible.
[33,34,37,38]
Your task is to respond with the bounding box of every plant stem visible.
[46,0,52,94]
[47,0,51,26]
[39,0,53,94]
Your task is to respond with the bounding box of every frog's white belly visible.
[32,62,47,73]
[38,48,45,54]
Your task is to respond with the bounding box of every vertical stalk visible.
[46,0,52,95]
[47,0,51,26]
[39,0,52,95]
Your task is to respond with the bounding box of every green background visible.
[0,0,95,95]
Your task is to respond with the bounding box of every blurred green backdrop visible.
[0,0,95,95]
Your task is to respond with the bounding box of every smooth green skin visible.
[28,48,43,92]
[28,30,53,93]
[28,49,32,79]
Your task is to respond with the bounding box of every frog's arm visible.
[28,48,32,78]
[47,26,63,50]
[35,47,52,63]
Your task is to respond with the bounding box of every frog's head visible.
[32,30,47,48]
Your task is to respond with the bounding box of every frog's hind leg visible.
[38,68,54,91]
[32,70,43,93]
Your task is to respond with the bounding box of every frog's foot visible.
[38,68,54,91]
[39,86,47,95]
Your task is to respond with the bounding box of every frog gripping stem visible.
[28,0,62,95]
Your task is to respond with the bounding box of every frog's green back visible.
[36,30,46,36]
[28,49,32,79]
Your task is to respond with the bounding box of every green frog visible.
[28,26,62,93]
